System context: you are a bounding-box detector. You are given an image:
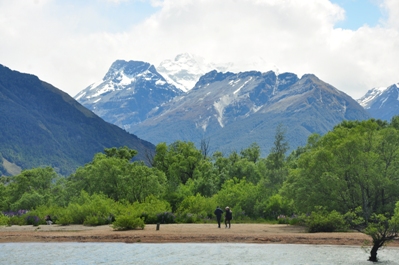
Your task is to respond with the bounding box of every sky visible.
[0,0,398,99]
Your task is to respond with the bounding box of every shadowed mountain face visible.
[0,64,155,176]
[130,70,370,155]
[358,83,399,121]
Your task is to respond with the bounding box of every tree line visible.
[2,118,399,261]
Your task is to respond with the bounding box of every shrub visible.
[305,209,348,233]
[176,194,214,221]
[8,216,26,226]
[83,215,112,226]
[121,196,171,224]
[112,215,145,231]
[56,210,74,226]
[277,215,290,224]
[0,213,9,226]
[157,212,176,224]
[25,215,41,226]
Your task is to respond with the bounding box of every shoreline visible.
[1,223,398,246]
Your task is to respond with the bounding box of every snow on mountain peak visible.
[156,53,232,92]
[357,86,388,108]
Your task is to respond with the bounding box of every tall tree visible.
[263,124,289,191]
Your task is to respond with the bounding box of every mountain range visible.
[0,64,155,176]
[76,54,373,155]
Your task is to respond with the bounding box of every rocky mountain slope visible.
[75,60,183,131]
[0,64,155,176]
[357,83,399,121]
[131,70,370,155]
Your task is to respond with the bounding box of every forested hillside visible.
[0,64,155,175]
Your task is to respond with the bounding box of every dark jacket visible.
[225,209,232,220]
[214,207,223,217]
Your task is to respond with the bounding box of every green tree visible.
[153,141,203,187]
[104,146,137,160]
[263,124,289,192]
[283,119,399,215]
[4,167,58,210]
[68,148,166,203]
[345,204,399,262]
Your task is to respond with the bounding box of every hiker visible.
[45,215,53,225]
[214,206,224,228]
[225,207,232,228]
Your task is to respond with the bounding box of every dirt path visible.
[0,223,398,246]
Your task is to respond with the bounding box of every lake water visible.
[1,243,399,265]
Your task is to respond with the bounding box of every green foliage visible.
[83,215,109,226]
[283,119,399,216]
[344,203,399,262]
[176,194,216,222]
[25,215,41,226]
[304,207,348,233]
[55,210,74,226]
[214,178,259,218]
[4,167,58,211]
[104,146,137,160]
[10,191,45,211]
[0,182,9,211]
[8,216,27,226]
[68,150,166,203]
[154,141,203,187]
[112,215,145,231]
[117,195,171,224]
[260,194,292,220]
[156,212,176,224]
[0,213,10,226]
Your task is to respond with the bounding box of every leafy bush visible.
[260,194,292,220]
[0,213,9,226]
[112,215,145,230]
[157,212,176,224]
[121,196,171,224]
[176,194,214,222]
[8,216,26,226]
[56,210,74,226]
[305,209,348,233]
[60,191,121,225]
[25,215,41,226]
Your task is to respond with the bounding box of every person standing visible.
[225,207,232,228]
[214,206,224,228]
[45,215,53,225]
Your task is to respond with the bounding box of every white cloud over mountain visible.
[0,0,398,99]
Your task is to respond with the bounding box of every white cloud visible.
[0,0,398,99]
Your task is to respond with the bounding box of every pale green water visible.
[1,243,399,264]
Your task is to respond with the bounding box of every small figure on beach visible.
[225,207,232,229]
[45,215,53,225]
[214,206,224,228]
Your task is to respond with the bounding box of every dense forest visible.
[2,118,399,261]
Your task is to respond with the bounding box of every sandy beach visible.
[1,223,397,246]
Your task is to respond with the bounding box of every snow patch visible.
[90,84,115,98]
[234,77,252,95]
[379,97,388,108]
[155,79,166,86]
[213,94,235,128]
[357,86,387,108]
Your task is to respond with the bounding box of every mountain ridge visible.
[0,64,155,176]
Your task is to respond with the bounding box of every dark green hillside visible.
[0,64,155,175]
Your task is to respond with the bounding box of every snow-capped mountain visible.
[75,60,183,130]
[357,83,399,121]
[131,70,370,155]
[156,53,232,92]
